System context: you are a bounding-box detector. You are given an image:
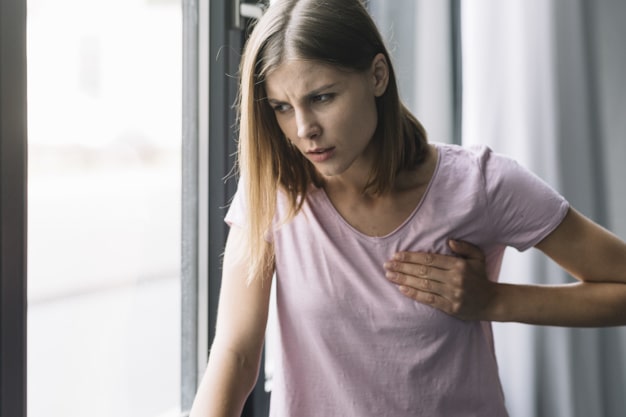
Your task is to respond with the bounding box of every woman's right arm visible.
[189,225,274,417]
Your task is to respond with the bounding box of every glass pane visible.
[27,1,182,416]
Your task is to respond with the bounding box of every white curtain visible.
[462,1,626,416]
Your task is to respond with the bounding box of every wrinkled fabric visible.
[226,143,569,417]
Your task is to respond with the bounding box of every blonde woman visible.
[190,0,626,416]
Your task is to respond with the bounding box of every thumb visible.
[448,239,485,261]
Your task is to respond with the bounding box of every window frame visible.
[0,0,28,416]
[181,0,269,415]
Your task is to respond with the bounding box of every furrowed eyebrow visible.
[266,98,284,106]
[303,83,337,100]
[266,82,338,104]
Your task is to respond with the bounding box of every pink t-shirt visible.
[225,143,569,417]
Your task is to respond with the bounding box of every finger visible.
[391,251,458,270]
[448,239,485,261]
[386,269,448,294]
[388,268,466,308]
[397,285,454,313]
[384,261,448,283]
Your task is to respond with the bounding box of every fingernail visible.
[384,261,399,269]
[393,253,403,261]
[386,271,397,280]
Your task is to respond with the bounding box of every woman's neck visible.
[320,144,438,237]
[323,143,436,199]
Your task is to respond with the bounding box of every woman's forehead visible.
[264,59,348,97]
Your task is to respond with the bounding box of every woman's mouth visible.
[306,147,335,163]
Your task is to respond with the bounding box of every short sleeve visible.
[224,180,276,242]
[481,147,570,251]
[224,180,246,228]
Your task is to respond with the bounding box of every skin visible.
[190,226,273,417]
[265,55,385,186]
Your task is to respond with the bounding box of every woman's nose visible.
[295,109,321,140]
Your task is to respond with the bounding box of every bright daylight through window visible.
[27,0,182,416]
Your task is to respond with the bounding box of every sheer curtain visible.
[462,1,626,416]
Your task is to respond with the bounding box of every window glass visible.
[27,1,182,416]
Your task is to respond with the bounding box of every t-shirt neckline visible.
[317,143,443,242]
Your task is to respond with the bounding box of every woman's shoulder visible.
[431,141,523,181]
[429,141,496,178]
[432,141,494,162]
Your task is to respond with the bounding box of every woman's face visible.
[264,55,388,179]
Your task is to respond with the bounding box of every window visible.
[27,1,182,416]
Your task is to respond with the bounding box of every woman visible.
[190,0,626,416]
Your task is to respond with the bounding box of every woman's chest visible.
[325,188,427,237]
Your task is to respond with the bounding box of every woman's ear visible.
[371,53,389,97]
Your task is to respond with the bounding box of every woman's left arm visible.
[384,208,626,326]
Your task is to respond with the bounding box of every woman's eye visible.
[312,93,334,104]
[272,103,291,113]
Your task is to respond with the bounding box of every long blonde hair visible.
[236,0,428,282]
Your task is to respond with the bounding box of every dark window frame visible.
[181,0,269,415]
[0,0,28,416]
